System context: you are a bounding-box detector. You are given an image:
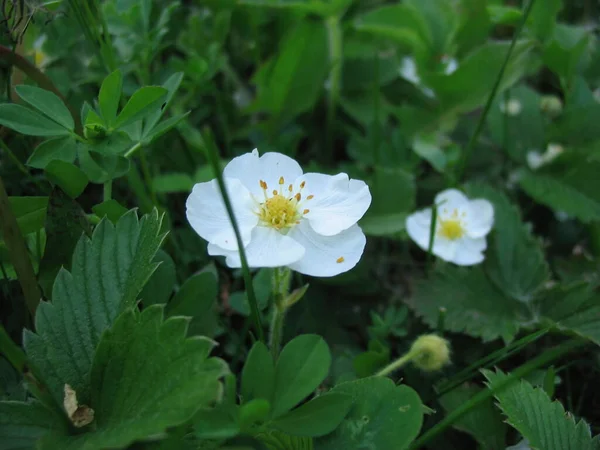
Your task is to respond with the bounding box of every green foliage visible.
[271,335,331,418]
[0,400,65,450]
[439,384,507,449]
[316,377,423,450]
[408,265,529,342]
[469,184,549,303]
[23,210,165,405]
[484,370,598,450]
[40,306,228,449]
[27,137,78,170]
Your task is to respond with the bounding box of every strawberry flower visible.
[186,150,372,277]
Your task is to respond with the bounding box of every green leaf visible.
[272,392,352,437]
[6,197,48,237]
[242,342,275,404]
[98,70,123,128]
[15,85,74,131]
[142,72,184,136]
[114,86,168,129]
[528,0,562,41]
[140,249,176,307]
[484,370,597,450]
[272,335,331,418]
[253,21,328,121]
[87,151,130,182]
[166,269,218,336]
[316,377,423,450]
[468,184,549,303]
[45,161,88,198]
[37,188,90,299]
[519,166,600,224]
[407,265,529,343]
[536,282,600,347]
[543,24,590,83]
[352,4,429,56]
[0,104,71,136]
[141,112,189,145]
[413,134,447,172]
[26,137,78,169]
[439,384,507,449]
[0,400,65,449]
[23,210,165,405]
[258,430,313,450]
[359,213,407,237]
[405,0,459,56]
[486,85,545,163]
[367,167,416,217]
[41,306,228,450]
[152,173,194,194]
[424,40,535,114]
[86,131,133,156]
[487,5,522,26]
[91,200,128,224]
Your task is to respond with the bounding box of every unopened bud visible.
[410,334,451,372]
[499,98,522,116]
[540,95,563,118]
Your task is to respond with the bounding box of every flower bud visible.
[540,95,563,118]
[499,98,522,116]
[410,334,451,372]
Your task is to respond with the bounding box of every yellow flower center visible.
[256,177,313,230]
[437,208,465,240]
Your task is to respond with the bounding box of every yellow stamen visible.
[438,218,464,240]
[260,180,267,190]
[279,176,284,185]
[307,195,314,200]
[300,181,305,189]
[295,193,301,202]
[303,209,310,214]
[336,257,345,263]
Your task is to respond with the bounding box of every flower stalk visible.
[269,267,292,359]
[376,334,451,377]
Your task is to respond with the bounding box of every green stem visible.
[455,0,537,181]
[0,325,26,372]
[124,142,142,158]
[434,328,549,399]
[325,14,342,164]
[103,181,112,201]
[269,267,291,359]
[426,203,439,272]
[0,138,29,176]
[203,128,264,342]
[139,148,158,206]
[409,338,586,450]
[376,349,419,377]
[0,175,40,316]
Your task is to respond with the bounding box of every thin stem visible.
[376,349,419,377]
[0,325,26,372]
[269,267,291,359]
[124,142,142,158]
[455,0,537,181]
[0,175,40,316]
[426,204,438,272]
[103,181,112,201]
[0,138,29,176]
[325,14,342,164]
[203,128,265,343]
[434,328,549,399]
[139,148,158,206]
[409,338,586,450]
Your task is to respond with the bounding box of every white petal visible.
[208,226,305,269]
[223,150,303,197]
[287,221,366,277]
[406,209,433,250]
[431,238,458,262]
[466,199,494,238]
[451,237,487,266]
[186,178,258,251]
[298,173,371,236]
[435,189,469,217]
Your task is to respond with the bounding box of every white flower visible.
[186,150,372,277]
[499,98,522,116]
[406,189,494,266]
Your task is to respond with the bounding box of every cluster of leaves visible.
[1,0,600,449]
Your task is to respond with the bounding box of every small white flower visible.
[400,57,421,85]
[526,150,545,170]
[499,98,522,116]
[441,55,458,75]
[406,189,494,266]
[186,150,372,277]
